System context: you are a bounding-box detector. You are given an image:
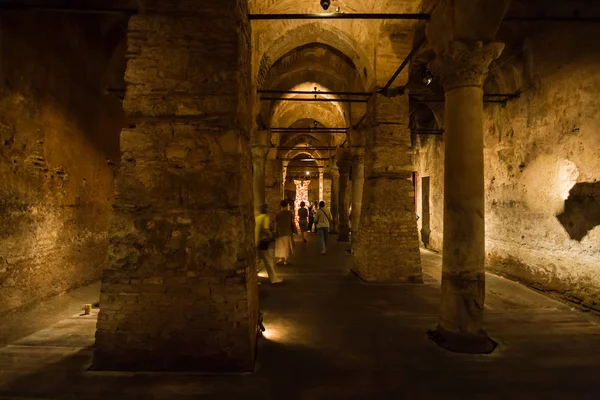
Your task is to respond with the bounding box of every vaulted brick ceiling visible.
[251,0,423,149]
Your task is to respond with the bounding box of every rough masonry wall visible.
[414,134,444,251]
[0,14,124,316]
[94,1,258,372]
[484,24,600,312]
[413,24,600,312]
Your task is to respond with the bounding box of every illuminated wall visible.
[413,22,600,312]
[0,14,124,323]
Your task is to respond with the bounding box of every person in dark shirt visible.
[298,201,309,243]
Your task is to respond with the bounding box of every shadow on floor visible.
[1,234,600,399]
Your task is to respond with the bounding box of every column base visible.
[427,327,497,354]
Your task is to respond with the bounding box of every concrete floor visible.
[1,234,600,399]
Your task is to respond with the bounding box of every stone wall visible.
[413,23,600,312]
[93,1,258,372]
[484,24,600,312]
[414,135,444,251]
[0,14,125,317]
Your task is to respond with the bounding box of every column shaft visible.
[430,40,504,354]
[94,2,257,372]
[330,167,340,233]
[351,148,365,242]
[352,93,422,283]
[251,146,268,215]
[265,157,282,220]
[319,171,324,202]
[337,161,351,242]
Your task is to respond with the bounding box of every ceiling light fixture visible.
[320,0,331,11]
[422,67,434,86]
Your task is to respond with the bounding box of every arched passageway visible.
[1,2,600,397]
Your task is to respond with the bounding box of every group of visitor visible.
[254,199,333,284]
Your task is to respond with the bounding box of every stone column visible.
[337,160,351,242]
[318,170,324,202]
[265,153,282,220]
[429,41,504,354]
[350,146,365,242]
[352,93,422,283]
[251,145,268,215]
[94,1,258,372]
[282,163,288,198]
[329,165,340,234]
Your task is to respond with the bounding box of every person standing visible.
[255,204,282,284]
[314,201,333,254]
[275,200,296,265]
[298,201,309,243]
[307,202,315,232]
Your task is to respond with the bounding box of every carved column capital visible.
[432,41,505,91]
[251,145,269,163]
[330,167,340,180]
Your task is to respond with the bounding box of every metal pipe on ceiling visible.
[410,92,521,104]
[277,146,336,150]
[286,166,324,168]
[270,127,348,131]
[261,97,368,103]
[279,158,331,161]
[411,129,444,135]
[504,16,600,23]
[249,13,431,21]
[259,89,371,97]
[272,131,347,134]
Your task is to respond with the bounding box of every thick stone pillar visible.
[93,1,258,372]
[429,41,504,354]
[318,170,324,201]
[352,93,422,283]
[329,166,340,233]
[265,153,282,220]
[251,145,268,215]
[350,146,365,242]
[337,160,351,242]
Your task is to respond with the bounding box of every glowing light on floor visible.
[258,271,268,278]
[261,327,281,341]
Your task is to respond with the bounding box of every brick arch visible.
[259,43,363,91]
[258,44,362,126]
[255,23,375,91]
[281,134,325,148]
[270,98,347,129]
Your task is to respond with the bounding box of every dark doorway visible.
[421,177,431,248]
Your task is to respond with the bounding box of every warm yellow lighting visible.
[258,271,268,278]
[305,171,310,175]
[262,328,279,340]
